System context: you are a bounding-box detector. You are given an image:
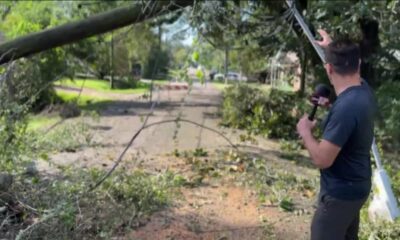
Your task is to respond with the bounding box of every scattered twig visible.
[105,191,122,207]
[75,78,87,102]
[75,197,82,221]
[17,200,39,214]
[43,118,66,135]
[15,208,58,240]
[88,100,157,192]
[0,214,10,231]
[143,119,238,150]
[0,192,39,214]
[89,117,238,192]
[128,205,138,227]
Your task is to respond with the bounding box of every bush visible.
[221,84,309,139]
[376,81,400,150]
[360,214,400,240]
[112,77,150,89]
[4,168,181,239]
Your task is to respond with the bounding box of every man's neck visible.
[333,74,361,96]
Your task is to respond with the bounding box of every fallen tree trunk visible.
[0,0,193,64]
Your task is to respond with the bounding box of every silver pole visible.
[371,138,383,170]
[285,0,326,63]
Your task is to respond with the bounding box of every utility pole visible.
[224,46,229,85]
[110,31,114,89]
[158,24,163,49]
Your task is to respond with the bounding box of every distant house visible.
[268,51,301,90]
[285,52,302,91]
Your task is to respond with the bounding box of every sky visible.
[162,14,196,46]
[181,32,194,46]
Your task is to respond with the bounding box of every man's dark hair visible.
[325,38,360,75]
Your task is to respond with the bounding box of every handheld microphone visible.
[308,84,331,121]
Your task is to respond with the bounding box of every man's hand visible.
[310,96,331,108]
[296,114,340,169]
[315,29,332,48]
[297,114,317,138]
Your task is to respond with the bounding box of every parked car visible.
[226,72,248,82]
[213,72,248,82]
[214,73,225,81]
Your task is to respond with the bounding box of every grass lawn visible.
[27,89,113,131]
[54,78,159,94]
[55,78,111,91]
[152,80,169,85]
[55,89,112,107]
[211,82,230,91]
[27,115,62,131]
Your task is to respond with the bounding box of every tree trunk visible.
[110,31,114,89]
[358,18,380,88]
[158,24,163,49]
[0,0,193,64]
[224,46,229,84]
[299,49,307,96]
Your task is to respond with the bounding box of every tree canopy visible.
[189,0,400,91]
[0,0,399,104]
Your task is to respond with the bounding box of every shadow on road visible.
[237,144,315,170]
[82,99,220,117]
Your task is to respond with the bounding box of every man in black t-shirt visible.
[296,30,376,240]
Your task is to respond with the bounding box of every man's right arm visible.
[301,131,341,169]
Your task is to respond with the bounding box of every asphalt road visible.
[47,83,237,170]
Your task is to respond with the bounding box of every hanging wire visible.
[193,1,295,51]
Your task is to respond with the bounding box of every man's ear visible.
[325,63,334,75]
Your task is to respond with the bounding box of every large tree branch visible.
[0,0,194,65]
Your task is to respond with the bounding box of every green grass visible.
[55,79,111,91]
[27,89,112,131]
[54,78,152,94]
[27,115,61,131]
[211,82,230,91]
[55,89,112,107]
[27,89,111,130]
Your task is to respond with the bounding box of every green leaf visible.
[195,69,204,84]
[192,51,200,62]
[279,198,294,212]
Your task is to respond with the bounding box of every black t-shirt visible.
[321,80,376,200]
